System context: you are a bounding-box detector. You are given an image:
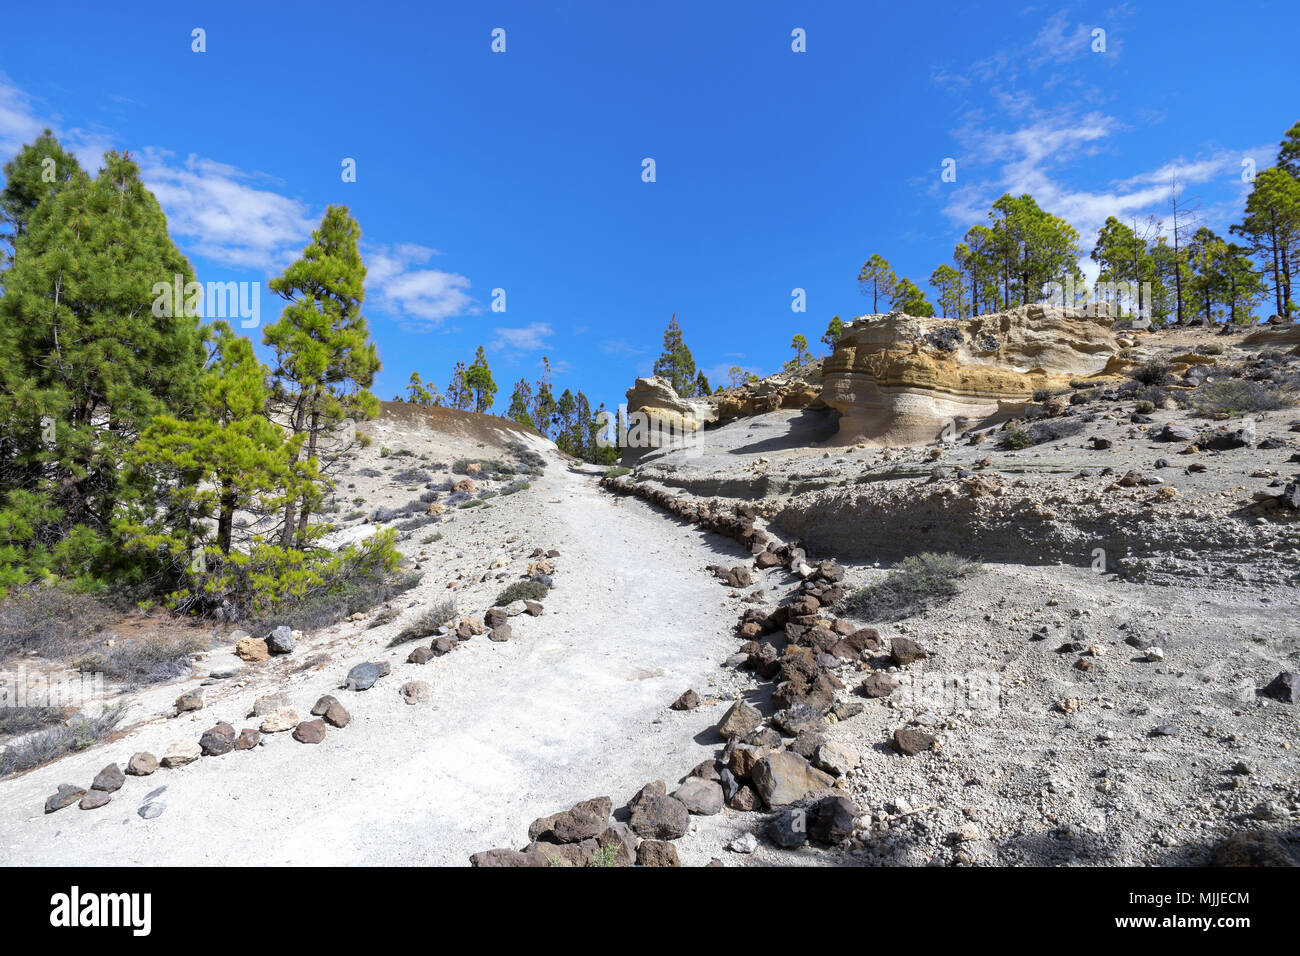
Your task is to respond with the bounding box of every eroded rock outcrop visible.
[821,304,1120,446]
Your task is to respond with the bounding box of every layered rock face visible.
[710,361,826,425]
[820,304,1120,446]
[622,377,714,461]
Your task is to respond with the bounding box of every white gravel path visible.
[0,464,751,865]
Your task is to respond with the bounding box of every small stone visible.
[716,700,762,739]
[400,680,431,705]
[138,803,165,820]
[672,777,724,815]
[293,718,327,744]
[670,689,700,711]
[79,790,111,810]
[260,707,299,733]
[1145,647,1164,662]
[728,832,758,854]
[751,751,835,807]
[343,661,383,691]
[890,638,929,666]
[1261,671,1298,704]
[489,624,512,642]
[629,795,690,840]
[234,636,270,663]
[815,741,859,777]
[954,823,981,843]
[199,722,237,756]
[636,840,681,866]
[174,690,203,713]
[431,636,457,656]
[45,784,85,814]
[265,625,296,655]
[161,739,202,767]
[91,763,126,792]
[859,673,898,699]
[407,646,433,664]
[234,728,261,750]
[893,727,936,756]
[1150,724,1179,737]
[524,601,544,616]
[125,753,158,776]
[208,664,239,679]
[251,692,288,716]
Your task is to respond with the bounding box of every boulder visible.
[45,784,86,814]
[530,796,612,844]
[1261,672,1298,704]
[670,689,700,711]
[259,707,299,733]
[293,719,327,744]
[161,740,202,767]
[343,661,383,691]
[893,727,936,756]
[199,722,237,756]
[629,795,690,840]
[234,636,270,663]
[174,690,203,713]
[672,778,724,815]
[859,673,899,699]
[265,625,296,655]
[751,751,835,807]
[636,840,681,866]
[79,790,111,810]
[234,728,262,750]
[90,763,126,792]
[716,700,762,739]
[125,753,159,776]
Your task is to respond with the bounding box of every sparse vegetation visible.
[494,580,549,606]
[0,706,124,778]
[605,466,631,479]
[0,587,116,662]
[1131,358,1171,386]
[75,632,210,685]
[1002,422,1034,449]
[1184,378,1297,416]
[389,599,458,646]
[842,552,982,622]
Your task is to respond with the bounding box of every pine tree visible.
[929,264,967,318]
[0,150,207,585]
[858,254,896,312]
[821,316,845,351]
[119,323,304,571]
[406,372,441,405]
[652,314,697,397]
[531,357,557,438]
[446,362,472,410]
[890,278,935,316]
[464,346,498,412]
[1232,166,1299,318]
[506,378,535,427]
[790,334,811,367]
[0,129,84,268]
[695,372,711,396]
[263,205,380,546]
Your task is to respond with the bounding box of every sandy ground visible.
[0,450,754,865]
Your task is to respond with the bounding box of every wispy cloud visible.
[491,322,553,353]
[599,338,647,357]
[138,148,317,271]
[366,242,477,328]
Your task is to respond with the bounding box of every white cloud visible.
[136,148,317,271]
[0,76,47,157]
[491,322,553,352]
[365,242,477,328]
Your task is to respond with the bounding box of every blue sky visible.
[1,1,1296,413]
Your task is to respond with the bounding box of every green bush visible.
[605,466,631,479]
[842,552,982,622]
[1131,358,1171,385]
[1002,423,1034,449]
[494,580,549,606]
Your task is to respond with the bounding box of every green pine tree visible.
[0,150,207,588]
[464,346,498,413]
[652,314,698,396]
[263,205,381,546]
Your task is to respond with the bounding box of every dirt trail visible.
[0,465,745,866]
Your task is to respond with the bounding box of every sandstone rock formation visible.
[622,376,714,461]
[820,304,1120,446]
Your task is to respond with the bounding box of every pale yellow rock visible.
[821,304,1119,446]
[260,707,299,733]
